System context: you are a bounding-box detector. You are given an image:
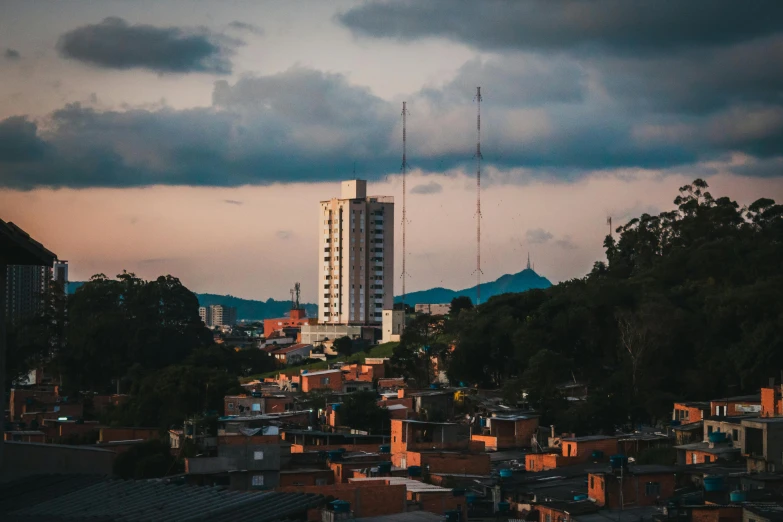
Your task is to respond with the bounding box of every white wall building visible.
[319,180,394,325]
[414,303,451,316]
[382,309,404,343]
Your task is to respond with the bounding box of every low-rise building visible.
[414,304,451,316]
[223,394,294,416]
[300,369,343,393]
[273,343,314,365]
[401,389,454,421]
[742,417,783,473]
[263,308,317,338]
[390,419,470,467]
[588,465,678,509]
[710,394,761,417]
[471,414,539,451]
[673,401,711,425]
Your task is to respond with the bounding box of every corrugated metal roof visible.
[0,474,325,521]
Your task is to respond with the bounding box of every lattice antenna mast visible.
[294,282,301,310]
[473,87,483,305]
[400,101,410,326]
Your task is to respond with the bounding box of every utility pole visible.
[473,87,483,305]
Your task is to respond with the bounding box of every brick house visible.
[709,394,761,417]
[526,435,619,472]
[471,414,539,451]
[224,394,294,416]
[300,369,342,393]
[588,465,677,508]
[274,344,314,365]
[390,419,470,467]
[760,384,783,417]
[263,308,317,338]
[741,417,783,473]
[673,402,711,425]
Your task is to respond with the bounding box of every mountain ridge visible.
[395,268,551,305]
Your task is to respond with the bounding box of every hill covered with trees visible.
[394,180,783,434]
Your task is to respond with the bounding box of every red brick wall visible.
[277,483,406,518]
[415,452,491,475]
[266,397,293,413]
[99,427,160,443]
[761,388,779,418]
[526,453,580,472]
[710,400,761,417]
[685,450,717,465]
[280,470,334,487]
[412,492,467,520]
[537,505,571,522]
[690,507,742,522]
[290,443,382,454]
[674,404,706,424]
[592,472,677,509]
[561,438,619,460]
[301,372,343,393]
[472,434,498,451]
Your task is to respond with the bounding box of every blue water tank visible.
[328,450,342,461]
[704,476,725,492]
[671,420,681,427]
[591,450,604,460]
[251,391,262,398]
[379,444,391,453]
[610,455,628,469]
[459,382,466,387]
[337,447,346,453]
[378,462,392,473]
[466,493,477,504]
[430,383,439,389]
[709,432,727,443]
[332,403,341,411]
[497,501,510,512]
[330,500,351,513]
[499,469,513,479]
[730,490,747,503]
[408,466,422,477]
[302,370,307,374]
[574,494,588,501]
[479,418,486,427]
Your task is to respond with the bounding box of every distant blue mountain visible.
[395,268,551,305]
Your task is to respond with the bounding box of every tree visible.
[113,439,178,479]
[338,391,390,434]
[449,296,473,318]
[333,336,353,356]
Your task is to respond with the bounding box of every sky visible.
[1,0,782,302]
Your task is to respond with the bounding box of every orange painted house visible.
[263,308,317,338]
[673,402,710,425]
[588,466,677,508]
[390,419,470,467]
[300,369,342,393]
[471,414,539,451]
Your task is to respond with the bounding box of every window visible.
[252,475,264,486]
[251,403,261,412]
[323,377,330,385]
[590,477,594,489]
[732,429,739,441]
[645,482,661,496]
[254,451,264,460]
[705,455,712,463]
[546,515,551,522]
[707,425,713,435]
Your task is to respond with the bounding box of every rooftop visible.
[396,419,458,426]
[0,474,325,522]
[710,394,761,402]
[274,343,313,355]
[300,369,342,377]
[675,401,711,408]
[674,442,741,455]
[562,435,619,442]
[348,477,451,494]
[744,503,783,522]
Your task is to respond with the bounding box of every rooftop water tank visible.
[330,500,351,513]
[730,490,747,503]
[704,476,725,492]
[708,432,727,443]
[574,494,588,501]
[408,466,422,477]
[499,469,513,479]
[379,444,391,453]
[591,450,604,461]
[378,462,392,473]
[609,455,628,469]
[466,493,477,504]
[497,501,510,512]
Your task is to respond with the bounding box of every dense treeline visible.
[443,180,783,433]
[7,272,277,429]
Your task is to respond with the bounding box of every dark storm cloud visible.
[410,181,442,195]
[338,0,783,54]
[0,116,49,162]
[4,48,21,61]
[57,17,239,74]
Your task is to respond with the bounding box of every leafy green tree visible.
[338,391,390,434]
[333,336,354,356]
[113,439,178,479]
[449,296,473,318]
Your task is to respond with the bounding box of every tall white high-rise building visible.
[319,180,394,325]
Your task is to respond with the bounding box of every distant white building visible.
[199,304,237,327]
[382,309,404,343]
[414,303,451,316]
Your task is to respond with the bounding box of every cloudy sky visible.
[2,0,782,302]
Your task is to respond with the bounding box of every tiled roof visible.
[274,343,313,355]
[0,474,325,521]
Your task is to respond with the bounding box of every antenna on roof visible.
[473,87,483,305]
[294,282,301,310]
[400,101,410,331]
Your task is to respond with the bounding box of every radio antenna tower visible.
[473,87,483,305]
[400,101,410,327]
[607,216,613,238]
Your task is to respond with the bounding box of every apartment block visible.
[319,180,394,325]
